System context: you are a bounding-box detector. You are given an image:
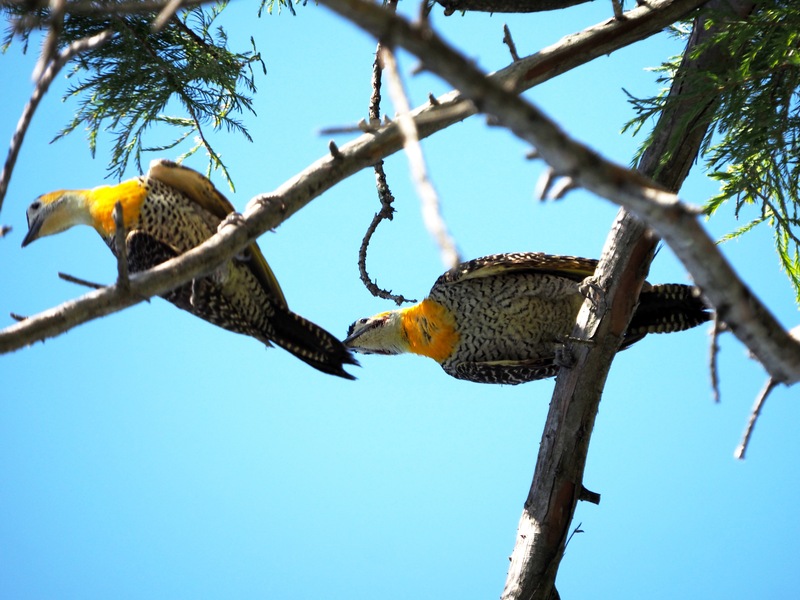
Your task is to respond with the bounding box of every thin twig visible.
[380,44,460,268]
[735,324,800,458]
[32,0,66,82]
[710,315,722,402]
[319,119,383,135]
[734,377,777,460]
[6,0,783,373]
[0,29,113,217]
[58,272,105,289]
[356,5,417,306]
[502,24,521,62]
[563,522,584,553]
[112,202,130,290]
[318,0,800,385]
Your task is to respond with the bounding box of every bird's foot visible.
[578,277,607,314]
[554,343,576,369]
[218,211,246,233]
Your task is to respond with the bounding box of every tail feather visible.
[268,305,359,380]
[624,284,712,348]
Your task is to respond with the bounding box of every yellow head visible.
[22,179,147,247]
[21,190,93,247]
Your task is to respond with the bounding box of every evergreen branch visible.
[626,1,800,302]
[3,1,264,182]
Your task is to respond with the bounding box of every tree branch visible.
[380,44,461,268]
[0,28,113,216]
[2,0,705,352]
[316,0,800,385]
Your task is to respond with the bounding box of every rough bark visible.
[502,2,759,599]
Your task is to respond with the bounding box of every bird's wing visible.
[434,252,598,288]
[147,159,288,309]
[445,357,559,385]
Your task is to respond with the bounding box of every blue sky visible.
[1,2,798,599]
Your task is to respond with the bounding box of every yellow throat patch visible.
[400,299,460,363]
[87,179,148,237]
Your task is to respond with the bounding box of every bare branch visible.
[380,45,460,268]
[0,29,114,216]
[316,0,800,386]
[735,325,800,459]
[32,0,66,82]
[1,0,717,353]
[734,378,778,460]
[710,316,723,402]
[58,272,105,290]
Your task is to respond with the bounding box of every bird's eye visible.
[29,201,41,211]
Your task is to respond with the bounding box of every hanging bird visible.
[22,159,357,379]
[344,252,710,384]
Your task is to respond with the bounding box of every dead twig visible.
[58,272,105,290]
[735,325,800,459]
[380,44,460,269]
[734,377,777,460]
[357,6,418,306]
[112,202,130,290]
[0,29,113,217]
[502,24,521,62]
[710,315,723,402]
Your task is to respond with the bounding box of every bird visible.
[344,252,711,384]
[21,159,358,380]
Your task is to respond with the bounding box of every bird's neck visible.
[87,178,148,237]
[399,299,460,363]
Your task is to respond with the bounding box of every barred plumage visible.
[22,159,357,379]
[345,252,711,384]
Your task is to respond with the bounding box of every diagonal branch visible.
[380,44,461,268]
[0,0,720,353]
[316,0,800,385]
[0,28,113,216]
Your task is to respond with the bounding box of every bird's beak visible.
[342,330,362,347]
[343,317,394,355]
[21,217,42,248]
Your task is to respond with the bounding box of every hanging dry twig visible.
[355,8,417,306]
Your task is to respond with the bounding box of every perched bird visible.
[22,159,357,379]
[344,252,711,384]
